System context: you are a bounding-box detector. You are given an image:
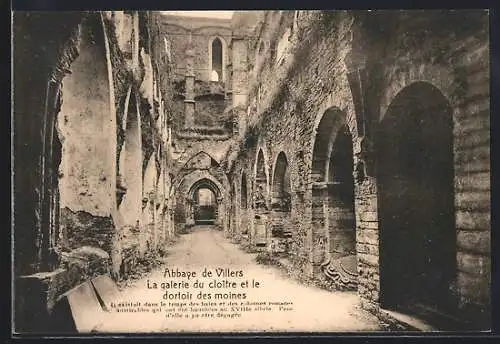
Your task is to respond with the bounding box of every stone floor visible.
[95,225,383,333]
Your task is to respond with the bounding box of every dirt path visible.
[97,226,383,333]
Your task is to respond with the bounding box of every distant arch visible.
[241,172,248,209]
[188,177,222,225]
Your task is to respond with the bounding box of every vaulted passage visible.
[326,125,356,261]
[194,188,217,224]
[310,108,357,282]
[188,178,222,226]
[118,91,142,230]
[253,149,268,247]
[377,82,456,321]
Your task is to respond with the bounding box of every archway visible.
[188,178,222,226]
[272,152,291,211]
[377,82,456,318]
[310,107,356,275]
[270,152,292,248]
[230,180,238,235]
[255,149,268,206]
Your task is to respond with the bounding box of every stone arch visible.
[271,151,291,211]
[376,81,456,319]
[379,63,456,122]
[189,178,222,225]
[309,106,357,276]
[311,107,350,183]
[240,171,248,209]
[171,169,226,198]
[55,13,118,269]
[253,140,271,196]
[254,147,269,205]
[208,35,227,82]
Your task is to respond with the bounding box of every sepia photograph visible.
[11,9,491,335]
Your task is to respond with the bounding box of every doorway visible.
[194,187,217,224]
[377,82,456,320]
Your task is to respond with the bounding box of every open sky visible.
[160,11,234,19]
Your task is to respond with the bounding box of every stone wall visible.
[13,11,175,333]
[223,10,490,329]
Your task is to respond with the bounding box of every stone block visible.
[356,242,378,256]
[61,246,110,286]
[51,280,104,333]
[15,269,67,333]
[91,275,121,311]
[457,251,490,276]
[456,210,490,230]
[358,253,378,267]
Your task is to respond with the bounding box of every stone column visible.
[214,197,223,226]
[310,182,329,276]
[231,36,248,135]
[184,37,195,128]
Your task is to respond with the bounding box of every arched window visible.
[164,36,171,61]
[211,38,223,82]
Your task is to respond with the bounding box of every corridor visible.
[96,226,382,333]
[13,10,491,335]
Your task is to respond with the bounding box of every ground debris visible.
[116,237,179,290]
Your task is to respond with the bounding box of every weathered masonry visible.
[12,10,491,333]
[13,11,176,332]
[223,10,491,330]
[154,13,252,235]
